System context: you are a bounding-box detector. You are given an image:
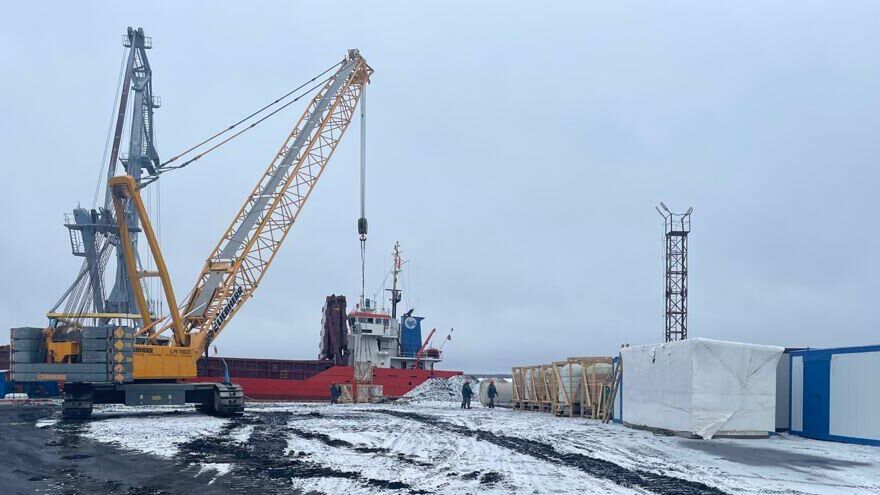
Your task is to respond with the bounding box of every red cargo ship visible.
[190,243,461,401]
[191,358,459,401]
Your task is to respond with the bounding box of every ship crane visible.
[10,31,372,418]
[413,328,437,370]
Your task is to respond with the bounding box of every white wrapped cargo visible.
[556,362,582,405]
[522,371,534,400]
[479,379,513,407]
[620,338,783,439]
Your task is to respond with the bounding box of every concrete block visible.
[10,340,41,351]
[10,327,44,339]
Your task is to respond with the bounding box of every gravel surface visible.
[402,375,480,403]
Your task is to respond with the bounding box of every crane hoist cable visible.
[140,60,345,186]
[92,45,129,208]
[358,84,368,304]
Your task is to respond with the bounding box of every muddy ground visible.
[1,403,722,494]
[0,404,241,494]
[2,402,877,494]
[2,405,426,495]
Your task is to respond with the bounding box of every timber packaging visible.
[512,356,613,420]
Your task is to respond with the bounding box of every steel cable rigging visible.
[140,60,344,186]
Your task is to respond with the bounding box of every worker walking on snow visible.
[330,382,341,404]
[461,379,473,409]
[487,379,498,409]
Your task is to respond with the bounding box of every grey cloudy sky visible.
[1,2,878,372]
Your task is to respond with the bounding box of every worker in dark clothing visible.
[330,382,341,404]
[461,379,473,409]
[487,379,498,409]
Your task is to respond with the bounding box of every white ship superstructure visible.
[346,298,442,371]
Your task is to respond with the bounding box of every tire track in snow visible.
[287,425,432,467]
[290,408,624,495]
[293,408,629,494]
[177,411,425,493]
[372,409,728,495]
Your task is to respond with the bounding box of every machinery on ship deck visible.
[9,27,372,418]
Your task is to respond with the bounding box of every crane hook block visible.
[357,217,368,240]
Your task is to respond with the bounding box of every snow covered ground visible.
[69,399,880,494]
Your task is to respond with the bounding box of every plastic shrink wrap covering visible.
[585,362,612,404]
[556,363,582,404]
[621,338,783,439]
[522,371,534,400]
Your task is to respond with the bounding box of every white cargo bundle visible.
[620,338,783,439]
[555,362,582,404]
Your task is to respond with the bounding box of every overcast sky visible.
[1,2,878,372]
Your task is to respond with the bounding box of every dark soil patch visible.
[177,410,429,493]
[286,423,433,467]
[61,454,92,460]
[480,471,503,484]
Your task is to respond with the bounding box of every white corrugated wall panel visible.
[790,356,803,432]
[830,351,880,441]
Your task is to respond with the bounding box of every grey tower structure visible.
[51,27,161,328]
[656,203,692,343]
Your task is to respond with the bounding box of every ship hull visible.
[186,358,460,401]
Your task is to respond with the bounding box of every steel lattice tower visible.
[656,203,693,342]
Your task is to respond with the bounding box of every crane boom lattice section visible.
[181,52,370,343]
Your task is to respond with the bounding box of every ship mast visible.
[387,242,404,319]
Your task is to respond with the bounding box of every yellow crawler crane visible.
[10,49,372,418]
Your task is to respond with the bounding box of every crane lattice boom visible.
[177,50,371,347]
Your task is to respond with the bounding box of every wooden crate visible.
[550,361,576,417]
[514,357,612,418]
[512,367,527,410]
[567,356,613,419]
[512,364,552,412]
